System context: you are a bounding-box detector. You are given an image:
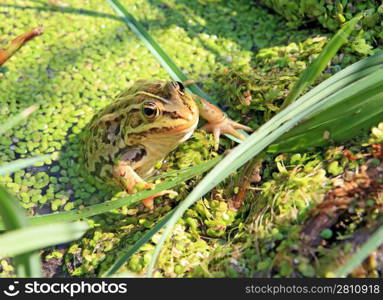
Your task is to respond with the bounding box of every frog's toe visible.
[156,189,178,197]
[141,189,178,210]
[203,119,253,149]
[141,197,155,210]
[229,120,253,133]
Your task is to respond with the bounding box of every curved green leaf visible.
[0,222,88,258]
[0,156,221,230]
[0,105,37,136]
[281,15,362,108]
[0,186,41,277]
[269,57,383,152]
[334,223,383,277]
[0,155,51,176]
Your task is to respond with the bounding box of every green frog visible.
[82,80,252,209]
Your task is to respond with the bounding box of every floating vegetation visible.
[1,0,383,279]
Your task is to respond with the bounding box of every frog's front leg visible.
[113,162,176,210]
[196,97,253,149]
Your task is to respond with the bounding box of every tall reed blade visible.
[0,105,37,136]
[106,0,214,103]
[0,186,41,277]
[0,155,51,177]
[281,15,361,109]
[0,156,221,230]
[0,222,89,258]
[334,223,383,277]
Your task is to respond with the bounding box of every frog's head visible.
[129,80,199,137]
[113,80,199,154]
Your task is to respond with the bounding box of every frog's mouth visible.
[177,116,199,142]
[144,115,198,138]
[141,116,198,153]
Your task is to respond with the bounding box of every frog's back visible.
[82,91,139,183]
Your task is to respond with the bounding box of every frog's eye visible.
[142,101,160,120]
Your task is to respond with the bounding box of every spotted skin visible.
[82,79,252,209]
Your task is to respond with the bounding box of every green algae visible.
[1,0,383,278]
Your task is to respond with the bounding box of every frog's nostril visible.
[172,81,184,92]
[176,81,185,91]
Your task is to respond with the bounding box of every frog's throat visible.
[136,117,198,178]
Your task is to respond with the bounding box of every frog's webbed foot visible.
[202,118,253,149]
[196,97,253,149]
[183,81,253,147]
[113,164,177,210]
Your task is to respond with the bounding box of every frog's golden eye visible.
[142,101,160,120]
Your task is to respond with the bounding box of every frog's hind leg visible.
[113,163,177,210]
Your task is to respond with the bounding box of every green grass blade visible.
[0,100,43,276]
[280,54,383,119]
[268,51,383,152]
[269,92,383,152]
[0,157,221,230]
[14,252,42,278]
[106,0,249,142]
[0,105,37,136]
[101,210,174,277]
[269,66,383,152]
[144,53,383,276]
[0,186,28,229]
[0,222,88,258]
[334,223,383,277]
[0,155,51,176]
[281,15,361,109]
[275,62,383,138]
[0,186,41,277]
[105,0,214,104]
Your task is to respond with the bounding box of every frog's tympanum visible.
[82,80,252,209]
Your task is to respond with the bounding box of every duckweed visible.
[1,0,383,278]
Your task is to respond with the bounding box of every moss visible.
[1,0,383,278]
[0,259,15,277]
[211,36,332,127]
[259,0,381,56]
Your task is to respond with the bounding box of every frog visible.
[82,79,252,209]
